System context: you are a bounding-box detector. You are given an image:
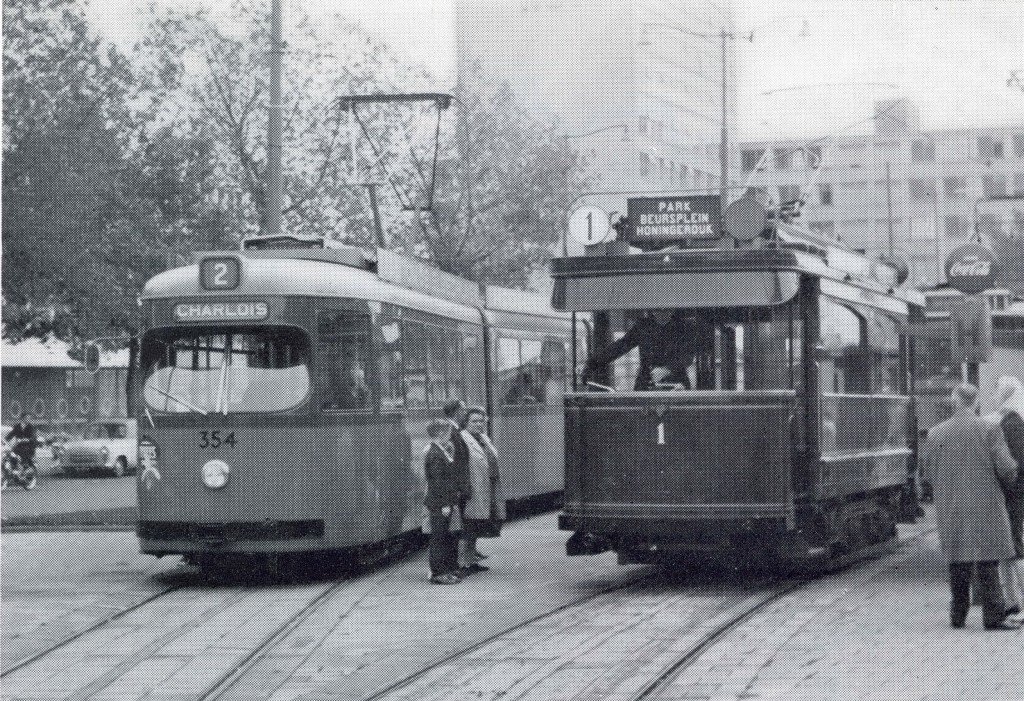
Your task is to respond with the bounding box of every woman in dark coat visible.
[990,376,1024,615]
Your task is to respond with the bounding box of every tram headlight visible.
[201,459,230,489]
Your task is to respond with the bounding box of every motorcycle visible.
[2,439,39,491]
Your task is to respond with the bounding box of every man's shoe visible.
[430,573,461,584]
[951,620,966,629]
[464,563,489,573]
[983,617,1022,630]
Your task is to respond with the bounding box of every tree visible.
[2,0,145,342]
[137,3,432,245]
[404,66,593,288]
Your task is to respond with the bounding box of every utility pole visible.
[264,0,284,237]
[720,28,729,217]
[885,162,894,256]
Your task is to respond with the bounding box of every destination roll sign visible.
[624,195,721,244]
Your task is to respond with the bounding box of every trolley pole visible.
[265,0,284,237]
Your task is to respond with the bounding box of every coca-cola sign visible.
[944,243,999,295]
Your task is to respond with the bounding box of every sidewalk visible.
[661,514,1024,701]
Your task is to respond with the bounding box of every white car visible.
[56,419,138,477]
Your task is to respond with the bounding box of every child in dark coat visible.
[424,419,461,584]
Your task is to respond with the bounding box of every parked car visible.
[55,419,138,477]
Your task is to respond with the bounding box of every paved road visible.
[1,459,136,526]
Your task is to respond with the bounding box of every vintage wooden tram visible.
[134,236,579,563]
[552,194,924,564]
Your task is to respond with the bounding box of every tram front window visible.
[586,307,800,392]
[141,327,310,414]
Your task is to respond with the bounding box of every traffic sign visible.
[568,205,611,245]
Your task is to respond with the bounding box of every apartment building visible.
[740,99,1024,287]
[455,0,738,204]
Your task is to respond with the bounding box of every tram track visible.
[355,532,925,701]
[0,584,184,677]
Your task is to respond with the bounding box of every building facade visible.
[739,99,1024,288]
[455,0,738,206]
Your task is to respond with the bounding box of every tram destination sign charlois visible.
[174,301,269,322]
[624,195,721,243]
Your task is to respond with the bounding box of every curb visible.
[1,507,137,532]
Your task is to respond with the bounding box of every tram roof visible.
[551,246,923,312]
[142,257,483,324]
[142,252,569,324]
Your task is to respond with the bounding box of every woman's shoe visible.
[983,617,1022,630]
[471,550,488,560]
[1004,606,1021,617]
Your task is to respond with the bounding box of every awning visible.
[552,270,800,311]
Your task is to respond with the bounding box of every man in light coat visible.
[922,383,1021,630]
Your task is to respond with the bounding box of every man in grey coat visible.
[922,383,1021,630]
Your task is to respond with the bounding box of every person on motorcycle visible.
[5,413,38,469]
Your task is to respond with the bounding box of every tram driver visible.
[583,309,709,391]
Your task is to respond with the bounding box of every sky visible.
[85,0,1023,142]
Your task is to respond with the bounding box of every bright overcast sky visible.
[86,0,1023,141]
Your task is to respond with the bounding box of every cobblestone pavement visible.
[656,528,1024,701]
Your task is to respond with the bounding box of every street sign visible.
[944,243,998,295]
[949,293,992,363]
[568,205,611,245]
[624,195,720,243]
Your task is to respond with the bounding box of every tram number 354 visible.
[198,431,236,449]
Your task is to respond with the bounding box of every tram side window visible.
[319,312,370,411]
[818,299,870,393]
[870,311,904,394]
[427,325,465,407]
[403,321,428,409]
[497,336,544,405]
[379,318,405,410]
[541,339,567,405]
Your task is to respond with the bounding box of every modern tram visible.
[134,236,581,563]
[552,194,925,564]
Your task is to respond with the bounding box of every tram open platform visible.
[2,507,1021,701]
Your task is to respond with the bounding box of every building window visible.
[911,139,935,162]
[1012,173,1024,197]
[774,148,793,170]
[945,215,972,239]
[943,176,967,199]
[1014,134,1024,158]
[983,174,1007,198]
[741,149,766,172]
[979,135,1004,160]
[639,152,651,178]
[908,178,933,200]
[875,141,898,151]
[779,184,802,204]
[818,183,833,206]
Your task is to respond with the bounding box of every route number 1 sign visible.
[568,205,611,246]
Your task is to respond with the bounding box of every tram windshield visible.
[584,305,802,392]
[141,326,310,414]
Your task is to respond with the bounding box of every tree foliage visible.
[137,3,431,245]
[405,67,593,288]
[2,0,229,342]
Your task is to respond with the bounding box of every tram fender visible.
[566,530,612,556]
